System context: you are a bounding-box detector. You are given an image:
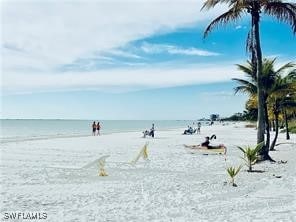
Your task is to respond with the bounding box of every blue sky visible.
[1,1,296,120]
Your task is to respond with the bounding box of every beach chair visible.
[45,144,150,179]
[107,143,150,168]
[130,142,149,165]
[45,155,110,178]
[82,155,110,176]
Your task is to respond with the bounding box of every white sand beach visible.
[1,122,296,222]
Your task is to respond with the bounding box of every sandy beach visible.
[1,122,296,222]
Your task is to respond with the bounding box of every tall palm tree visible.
[232,58,294,151]
[202,0,296,161]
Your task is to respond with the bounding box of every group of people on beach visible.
[182,121,226,151]
[90,120,224,151]
[183,122,201,135]
[92,121,101,136]
[185,134,226,152]
[143,123,155,138]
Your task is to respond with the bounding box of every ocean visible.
[0,119,205,143]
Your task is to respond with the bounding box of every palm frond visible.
[287,70,296,80]
[232,78,257,95]
[232,78,254,86]
[237,142,264,171]
[263,2,296,33]
[237,146,246,154]
[275,62,296,75]
[201,0,234,10]
[262,58,276,75]
[246,29,254,53]
[203,6,244,38]
[236,63,254,76]
[227,165,242,178]
[201,0,220,10]
[254,141,264,153]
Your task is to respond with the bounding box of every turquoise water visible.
[0,119,202,143]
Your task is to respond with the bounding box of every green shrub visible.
[237,142,264,172]
[227,165,243,187]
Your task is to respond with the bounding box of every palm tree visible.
[244,95,258,121]
[268,74,296,150]
[232,58,294,151]
[283,72,296,140]
[284,94,296,140]
[202,0,296,161]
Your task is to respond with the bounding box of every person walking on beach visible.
[149,123,155,138]
[92,121,96,136]
[197,122,201,134]
[97,122,101,136]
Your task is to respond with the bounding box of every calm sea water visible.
[0,119,203,143]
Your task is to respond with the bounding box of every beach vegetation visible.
[202,0,296,161]
[281,120,296,134]
[226,165,243,187]
[233,58,295,151]
[268,74,296,150]
[237,142,264,172]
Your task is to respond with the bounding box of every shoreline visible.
[1,119,208,144]
[1,127,185,144]
[1,122,234,144]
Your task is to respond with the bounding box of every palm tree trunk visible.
[272,120,276,131]
[284,109,290,140]
[264,99,270,149]
[248,163,252,172]
[251,8,274,162]
[270,112,279,151]
[252,11,268,160]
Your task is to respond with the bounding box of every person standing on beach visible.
[197,122,201,134]
[92,121,96,136]
[96,122,101,136]
[150,123,155,138]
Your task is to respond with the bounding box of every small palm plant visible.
[227,165,243,187]
[237,142,264,172]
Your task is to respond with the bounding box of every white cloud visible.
[2,0,227,74]
[2,63,244,94]
[201,91,235,97]
[141,42,220,56]
[107,49,142,59]
[265,54,282,59]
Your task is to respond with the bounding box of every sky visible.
[1,0,296,120]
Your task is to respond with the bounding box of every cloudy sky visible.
[1,0,296,119]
